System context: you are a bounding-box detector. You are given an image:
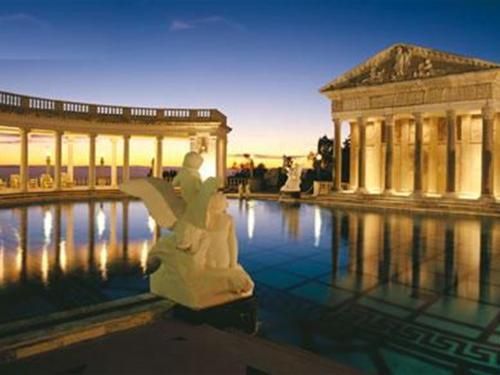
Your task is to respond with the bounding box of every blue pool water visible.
[0,199,499,374]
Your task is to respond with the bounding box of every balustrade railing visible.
[0,90,226,124]
[0,92,21,107]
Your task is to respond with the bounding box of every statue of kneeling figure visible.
[120,152,254,310]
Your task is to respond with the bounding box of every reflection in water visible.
[60,240,67,272]
[282,204,300,240]
[314,206,321,247]
[99,242,108,280]
[41,245,49,285]
[140,240,149,273]
[97,205,106,239]
[0,199,498,373]
[0,199,498,332]
[247,201,255,240]
[0,242,4,285]
[41,208,52,285]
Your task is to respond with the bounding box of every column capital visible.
[446,109,456,119]
[123,134,131,140]
[412,112,423,122]
[332,117,342,125]
[482,105,495,120]
[384,114,395,126]
[156,135,164,141]
[19,127,31,135]
[357,116,365,126]
[89,133,98,139]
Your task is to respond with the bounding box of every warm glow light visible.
[97,207,106,239]
[99,242,108,280]
[199,155,216,181]
[43,209,53,244]
[140,240,149,274]
[60,240,67,272]
[41,244,49,285]
[247,201,255,240]
[314,206,322,247]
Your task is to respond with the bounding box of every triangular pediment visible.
[320,43,500,92]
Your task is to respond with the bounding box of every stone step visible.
[1,318,359,374]
[0,293,173,364]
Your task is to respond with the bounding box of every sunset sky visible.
[0,0,499,167]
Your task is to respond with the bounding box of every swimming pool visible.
[0,199,499,373]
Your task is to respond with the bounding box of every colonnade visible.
[332,105,499,200]
[10,130,227,192]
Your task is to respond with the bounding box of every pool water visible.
[0,199,499,374]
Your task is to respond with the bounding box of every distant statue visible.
[280,163,302,193]
[120,152,253,310]
[393,45,412,79]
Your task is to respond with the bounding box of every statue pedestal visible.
[173,295,257,334]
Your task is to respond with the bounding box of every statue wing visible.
[120,177,186,229]
[183,177,218,229]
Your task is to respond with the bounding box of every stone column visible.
[216,134,227,187]
[20,128,29,192]
[356,117,367,194]
[333,118,342,191]
[383,115,395,194]
[445,110,457,197]
[88,134,97,190]
[481,105,495,201]
[189,135,198,152]
[412,113,423,197]
[67,136,74,183]
[54,131,63,190]
[123,135,130,182]
[111,138,118,187]
[155,136,163,178]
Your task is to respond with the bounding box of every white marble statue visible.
[120,152,253,310]
[280,163,302,192]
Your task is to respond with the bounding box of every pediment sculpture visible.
[321,43,500,91]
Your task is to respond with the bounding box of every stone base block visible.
[172,295,257,334]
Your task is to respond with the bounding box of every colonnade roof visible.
[0,89,228,136]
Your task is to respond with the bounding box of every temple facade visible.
[0,90,229,192]
[321,44,500,201]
